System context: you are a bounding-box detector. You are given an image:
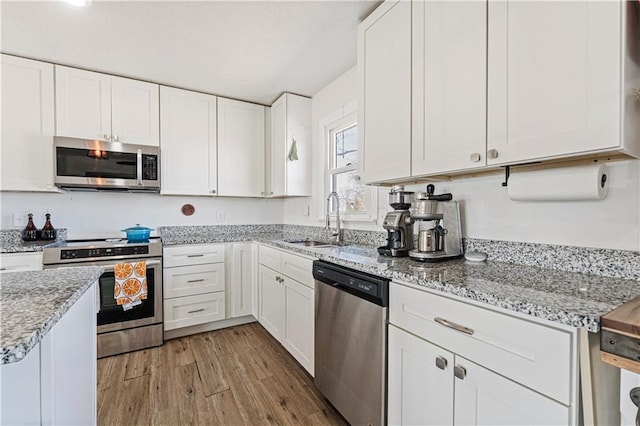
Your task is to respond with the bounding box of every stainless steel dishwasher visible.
[313,260,389,426]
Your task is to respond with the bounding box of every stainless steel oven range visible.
[43,238,163,358]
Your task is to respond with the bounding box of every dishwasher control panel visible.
[313,260,389,306]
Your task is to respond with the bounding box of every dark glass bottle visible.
[40,213,56,241]
[21,213,38,241]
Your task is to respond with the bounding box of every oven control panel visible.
[60,245,149,260]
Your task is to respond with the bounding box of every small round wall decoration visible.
[181,204,195,216]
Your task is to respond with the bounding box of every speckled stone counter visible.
[159,225,640,333]
[0,266,103,364]
[1,228,68,253]
[265,241,640,333]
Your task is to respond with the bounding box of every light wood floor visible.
[97,322,346,425]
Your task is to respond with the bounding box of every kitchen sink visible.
[287,240,339,247]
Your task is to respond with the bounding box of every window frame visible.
[320,106,377,223]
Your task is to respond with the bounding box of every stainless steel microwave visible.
[54,137,160,191]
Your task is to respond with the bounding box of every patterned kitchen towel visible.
[113,261,147,311]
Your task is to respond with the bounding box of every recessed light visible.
[64,0,91,7]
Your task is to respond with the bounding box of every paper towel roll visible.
[507,164,608,201]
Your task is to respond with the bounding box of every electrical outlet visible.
[302,205,310,216]
[217,211,225,222]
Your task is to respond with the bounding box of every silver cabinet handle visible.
[188,308,205,314]
[454,365,467,380]
[211,189,217,194]
[103,134,111,141]
[470,152,481,163]
[113,135,119,142]
[435,317,474,335]
[435,356,448,370]
[487,149,499,159]
[187,254,204,258]
[187,279,205,283]
[0,268,6,271]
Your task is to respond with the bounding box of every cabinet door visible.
[1,55,56,192]
[357,0,411,184]
[0,340,41,425]
[111,76,159,146]
[412,1,487,175]
[453,357,571,426]
[217,98,265,197]
[388,325,454,425]
[283,94,311,196]
[269,94,287,197]
[258,265,284,341]
[231,243,254,318]
[282,277,314,375]
[487,1,622,165]
[160,86,217,195]
[55,65,111,141]
[41,284,97,426]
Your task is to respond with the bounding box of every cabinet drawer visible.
[164,292,225,330]
[0,252,43,272]
[281,251,314,289]
[259,245,282,271]
[390,283,575,405]
[163,263,225,299]
[163,244,225,267]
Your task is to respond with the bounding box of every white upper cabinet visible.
[160,86,217,196]
[357,0,412,184]
[412,1,487,175]
[268,93,311,197]
[487,0,639,165]
[217,97,265,197]
[55,65,159,146]
[1,55,57,192]
[110,76,160,146]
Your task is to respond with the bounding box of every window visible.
[324,109,377,222]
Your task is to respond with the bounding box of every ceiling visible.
[1,1,380,105]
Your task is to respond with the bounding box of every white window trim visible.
[317,103,378,223]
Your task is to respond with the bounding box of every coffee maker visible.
[409,184,463,262]
[378,186,414,257]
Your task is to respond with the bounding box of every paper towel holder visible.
[501,166,511,187]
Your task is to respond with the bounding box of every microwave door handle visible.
[137,149,143,185]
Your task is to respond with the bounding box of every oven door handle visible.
[100,259,162,272]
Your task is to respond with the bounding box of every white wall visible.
[285,66,640,251]
[0,192,283,239]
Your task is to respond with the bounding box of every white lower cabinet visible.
[258,245,315,375]
[229,243,255,318]
[388,325,454,426]
[258,264,284,340]
[163,244,226,332]
[389,325,569,426]
[1,283,97,426]
[164,292,225,330]
[0,252,43,272]
[388,282,579,425]
[282,277,314,370]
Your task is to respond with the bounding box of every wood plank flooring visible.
[97,322,346,425]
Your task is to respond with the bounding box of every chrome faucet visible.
[326,191,341,243]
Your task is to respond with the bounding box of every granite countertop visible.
[0,266,104,365]
[159,227,640,332]
[266,241,639,333]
